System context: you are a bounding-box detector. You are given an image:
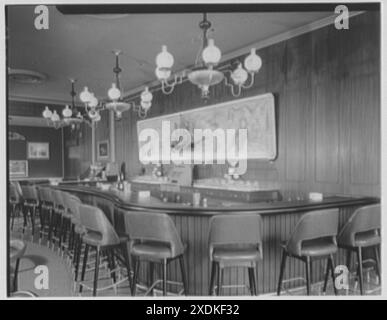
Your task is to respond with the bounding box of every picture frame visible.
[9,160,28,178]
[97,140,109,160]
[27,142,50,160]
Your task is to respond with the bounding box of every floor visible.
[9,216,381,297]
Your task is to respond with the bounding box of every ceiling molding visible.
[8,115,53,127]
[8,95,81,107]
[123,10,365,99]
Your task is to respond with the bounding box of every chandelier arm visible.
[137,108,148,119]
[223,75,242,97]
[161,80,175,95]
[241,72,255,89]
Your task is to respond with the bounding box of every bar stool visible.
[337,204,380,295]
[78,204,132,296]
[277,209,339,296]
[59,191,75,254]
[10,239,27,292]
[36,187,53,242]
[124,212,188,296]
[20,185,39,236]
[66,195,87,282]
[9,183,23,231]
[49,189,66,250]
[208,214,263,296]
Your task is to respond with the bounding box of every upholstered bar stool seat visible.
[277,209,339,296]
[353,231,380,247]
[213,246,261,266]
[338,204,381,295]
[296,238,338,257]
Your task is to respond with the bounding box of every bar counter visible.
[54,183,379,295]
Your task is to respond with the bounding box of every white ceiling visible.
[8,5,334,104]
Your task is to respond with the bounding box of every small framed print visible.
[9,160,28,178]
[97,140,109,160]
[27,142,50,160]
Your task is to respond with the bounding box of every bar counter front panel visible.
[54,184,378,295]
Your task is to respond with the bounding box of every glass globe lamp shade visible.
[155,67,171,80]
[231,64,249,86]
[88,94,99,108]
[141,87,153,103]
[244,48,262,73]
[80,87,92,103]
[88,108,99,120]
[51,110,60,122]
[62,105,72,118]
[108,83,121,101]
[115,111,123,119]
[156,45,174,70]
[141,100,152,111]
[202,39,222,66]
[42,106,52,119]
[94,113,101,122]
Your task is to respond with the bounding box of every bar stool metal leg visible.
[179,256,188,295]
[149,262,154,295]
[277,250,287,295]
[305,256,311,295]
[79,244,89,293]
[248,267,257,295]
[162,259,167,296]
[216,266,224,296]
[131,257,139,296]
[329,254,337,295]
[209,261,217,295]
[374,246,380,284]
[120,242,132,291]
[323,258,330,293]
[356,246,364,295]
[93,247,100,296]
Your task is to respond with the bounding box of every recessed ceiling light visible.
[8,68,47,84]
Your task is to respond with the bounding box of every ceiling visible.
[7,5,334,104]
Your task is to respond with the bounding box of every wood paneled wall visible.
[64,12,380,197]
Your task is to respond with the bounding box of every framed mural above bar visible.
[27,142,50,160]
[9,160,28,178]
[97,140,109,161]
[137,93,277,164]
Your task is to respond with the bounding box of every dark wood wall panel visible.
[64,12,380,197]
[314,79,340,184]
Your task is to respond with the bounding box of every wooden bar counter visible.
[54,182,379,295]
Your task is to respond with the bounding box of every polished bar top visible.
[54,183,379,216]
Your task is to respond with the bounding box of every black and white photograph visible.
[2,0,385,304]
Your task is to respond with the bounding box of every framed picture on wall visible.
[97,140,109,160]
[27,142,50,159]
[9,160,28,178]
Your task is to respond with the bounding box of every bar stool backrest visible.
[286,209,339,256]
[21,185,38,203]
[124,211,184,258]
[208,214,263,259]
[67,195,82,221]
[52,189,65,209]
[338,204,380,247]
[9,184,21,202]
[79,204,120,246]
[43,188,54,205]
